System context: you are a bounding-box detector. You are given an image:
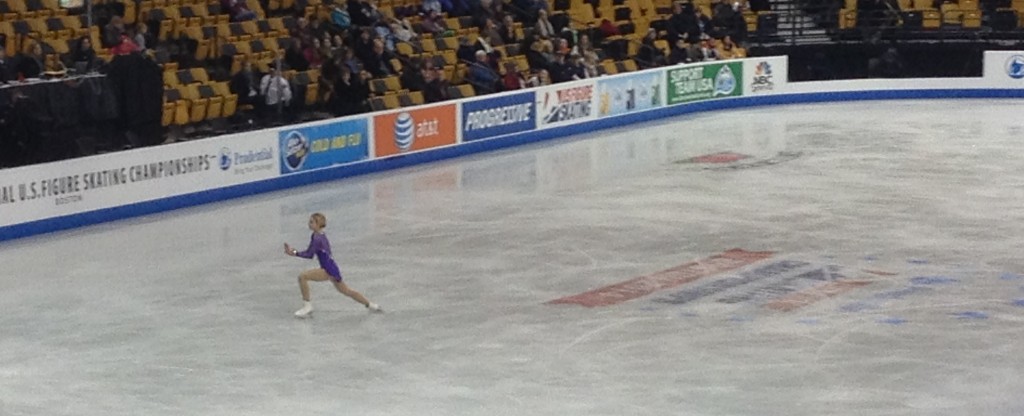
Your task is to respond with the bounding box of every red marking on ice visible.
[863,269,897,276]
[548,249,773,307]
[688,152,750,164]
[764,280,872,312]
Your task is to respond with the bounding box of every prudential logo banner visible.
[461,91,536,142]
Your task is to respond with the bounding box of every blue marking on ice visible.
[952,311,988,320]
[910,276,958,285]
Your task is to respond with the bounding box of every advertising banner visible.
[279,118,369,174]
[742,57,787,95]
[373,104,458,157]
[596,70,664,117]
[536,80,598,127]
[983,50,1024,86]
[461,91,537,141]
[666,61,743,104]
[0,132,278,229]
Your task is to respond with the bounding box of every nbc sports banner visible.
[742,57,787,95]
[373,104,458,157]
[666,61,743,105]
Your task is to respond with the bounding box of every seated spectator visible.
[15,42,44,79]
[304,39,324,68]
[374,21,397,52]
[481,18,504,49]
[581,52,599,78]
[547,53,576,83]
[389,18,417,43]
[67,36,100,73]
[0,45,14,83]
[363,39,396,77]
[531,68,551,87]
[400,58,425,91]
[103,15,126,48]
[668,39,691,65]
[566,53,587,79]
[331,67,370,116]
[467,50,499,95]
[419,10,449,36]
[572,33,593,56]
[260,67,292,118]
[534,9,555,39]
[230,60,262,109]
[636,29,666,68]
[341,47,362,74]
[502,61,526,91]
[422,0,443,14]
[718,35,746,59]
[133,22,155,52]
[284,39,310,71]
[422,64,448,103]
[695,36,719,61]
[350,0,383,27]
[110,34,138,55]
[525,37,551,71]
[456,36,477,63]
[292,17,314,46]
[500,15,520,45]
[222,0,257,21]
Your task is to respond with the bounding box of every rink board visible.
[3,52,1024,241]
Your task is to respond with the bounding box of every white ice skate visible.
[367,303,383,313]
[294,303,313,318]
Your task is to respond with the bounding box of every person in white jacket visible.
[260,68,292,110]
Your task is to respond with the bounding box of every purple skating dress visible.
[295,232,343,281]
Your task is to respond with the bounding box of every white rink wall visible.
[1,52,1022,241]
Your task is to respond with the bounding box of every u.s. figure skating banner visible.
[0,131,278,230]
[536,80,598,128]
[596,71,664,117]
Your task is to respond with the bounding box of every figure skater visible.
[284,213,381,317]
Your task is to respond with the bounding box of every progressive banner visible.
[461,91,536,141]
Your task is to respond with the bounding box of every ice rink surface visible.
[3,100,1024,416]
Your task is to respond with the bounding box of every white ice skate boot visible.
[367,302,382,313]
[295,302,313,318]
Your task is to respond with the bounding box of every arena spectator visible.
[230,60,262,109]
[364,39,396,76]
[637,29,666,68]
[67,36,100,72]
[467,50,499,94]
[400,58,425,91]
[133,22,154,52]
[500,15,521,45]
[534,9,555,39]
[103,15,126,48]
[422,64,448,103]
[502,61,526,90]
[718,35,746,59]
[284,39,310,71]
[419,10,448,36]
[0,45,13,83]
[331,66,369,116]
[222,0,257,21]
[260,67,292,118]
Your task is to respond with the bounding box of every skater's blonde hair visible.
[311,213,327,228]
